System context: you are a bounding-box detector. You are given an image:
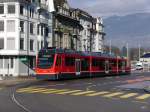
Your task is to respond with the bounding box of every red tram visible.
[36,48,130,80]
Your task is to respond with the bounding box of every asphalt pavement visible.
[0,72,150,112]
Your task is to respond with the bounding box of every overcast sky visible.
[68,0,150,17]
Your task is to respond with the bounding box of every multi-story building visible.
[52,0,83,50]
[75,9,105,52]
[94,17,105,52]
[0,0,52,76]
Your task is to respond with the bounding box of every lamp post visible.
[138,44,141,61]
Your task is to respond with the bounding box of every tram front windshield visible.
[37,51,54,69]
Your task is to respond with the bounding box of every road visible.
[0,73,150,112]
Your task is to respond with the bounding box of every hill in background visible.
[103,13,150,48]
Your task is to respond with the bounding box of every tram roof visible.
[39,48,124,59]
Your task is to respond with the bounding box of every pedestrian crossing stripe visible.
[17,88,51,93]
[42,89,69,94]
[24,89,56,93]
[86,91,110,96]
[57,90,83,95]
[16,87,150,101]
[71,91,95,95]
[120,93,138,99]
[103,92,124,97]
[135,94,150,100]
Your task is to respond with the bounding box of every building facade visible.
[76,9,105,52]
[94,17,105,52]
[0,0,105,77]
[52,0,83,50]
[0,0,52,76]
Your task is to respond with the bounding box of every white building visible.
[77,9,105,52]
[93,17,105,52]
[0,0,52,77]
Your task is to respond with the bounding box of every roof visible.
[141,53,150,58]
[39,48,125,60]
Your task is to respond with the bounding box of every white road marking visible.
[12,93,32,112]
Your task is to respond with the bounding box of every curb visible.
[0,77,36,88]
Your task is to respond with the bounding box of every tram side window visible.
[56,56,61,66]
[110,61,117,67]
[99,60,105,69]
[122,61,126,67]
[92,59,99,67]
[118,61,122,68]
[65,57,75,66]
[81,59,89,71]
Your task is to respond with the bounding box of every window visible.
[45,27,49,36]
[20,38,24,50]
[37,24,40,35]
[92,59,99,67]
[0,5,4,14]
[32,0,35,3]
[41,41,43,49]
[20,21,24,32]
[65,57,75,66]
[0,38,4,49]
[30,8,34,18]
[7,20,15,32]
[20,5,24,15]
[41,26,43,36]
[38,0,41,3]
[37,41,40,51]
[0,21,4,31]
[7,38,15,50]
[4,58,9,69]
[8,5,15,14]
[10,58,14,69]
[30,23,34,34]
[30,40,34,51]
[0,57,3,68]
[37,54,54,69]
[49,28,52,33]
[99,60,105,69]
[81,59,89,71]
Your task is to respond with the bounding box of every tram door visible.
[75,59,81,76]
[105,61,109,74]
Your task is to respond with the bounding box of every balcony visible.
[38,3,48,10]
[36,1,48,11]
[56,6,77,21]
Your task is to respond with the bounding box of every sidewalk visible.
[0,76,36,87]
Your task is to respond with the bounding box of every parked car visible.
[136,65,143,70]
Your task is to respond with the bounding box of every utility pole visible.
[109,40,111,55]
[126,43,129,66]
[138,44,141,61]
[126,43,129,59]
